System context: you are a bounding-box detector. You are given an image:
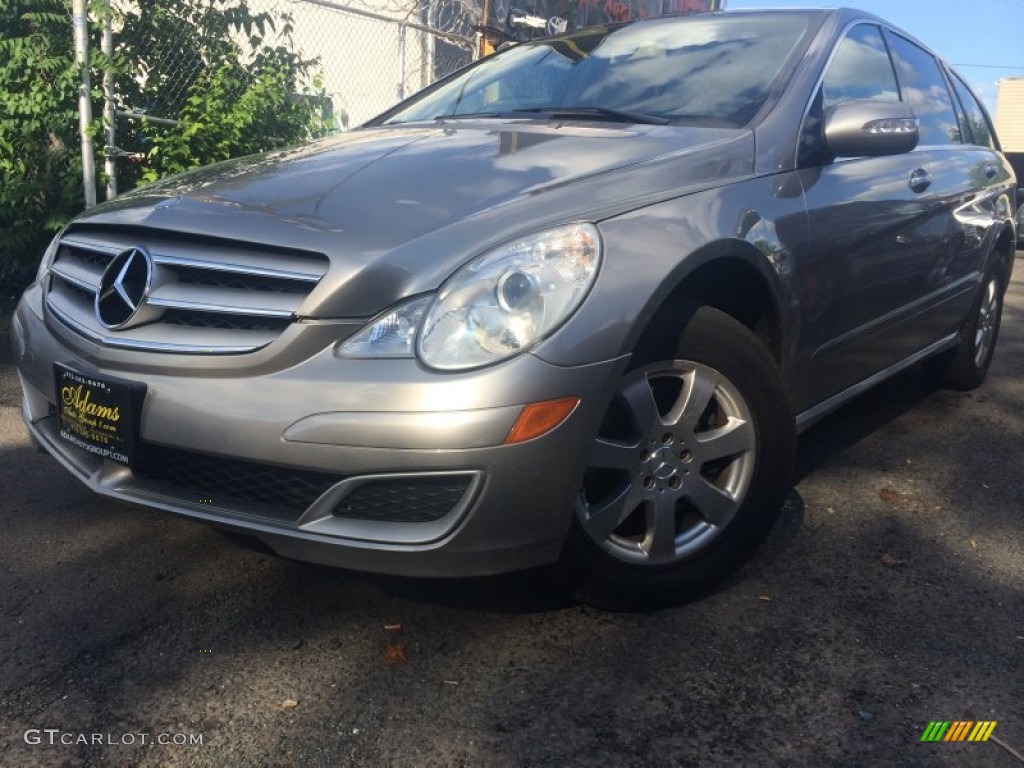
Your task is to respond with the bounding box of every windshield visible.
[382,13,813,128]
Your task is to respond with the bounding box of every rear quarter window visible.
[949,73,996,148]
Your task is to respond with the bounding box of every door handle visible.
[983,164,998,179]
[909,168,931,193]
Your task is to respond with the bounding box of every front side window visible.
[822,24,899,108]
[380,13,814,128]
[800,23,899,166]
[885,33,960,146]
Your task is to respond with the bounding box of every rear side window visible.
[822,24,899,108]
[885,33,960,146]
[949,73,996,148]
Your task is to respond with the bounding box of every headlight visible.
[338,295,431,358]
[338,223,602,369]
[35,234,61,283]
[418,223,600,370]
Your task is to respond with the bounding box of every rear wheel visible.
[561,306,795,610]
[925,264,1004,391]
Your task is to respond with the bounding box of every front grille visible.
[161,309,292,332]
[60,277,93,302]
[174,266,310,294]
[132,443,345,522]
[332,477,472,523]
[71,246,110,268]
[45,226,329,354]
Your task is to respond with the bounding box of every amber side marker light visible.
[505,397,580,444]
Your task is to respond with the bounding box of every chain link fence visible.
[271,0,478,127]
[107,0,478,164]
[85,0,720,203]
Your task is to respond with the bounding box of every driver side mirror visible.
[824,99,919,158]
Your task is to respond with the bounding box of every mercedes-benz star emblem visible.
[96,246,153,329]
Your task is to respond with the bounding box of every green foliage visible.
[0,0,326,277]
[114,0,325,184]
[0,0,84,267]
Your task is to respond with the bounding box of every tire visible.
[560,305,796,610]
[925,264,1004,391]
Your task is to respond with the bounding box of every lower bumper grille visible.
[132,444,345,522]
[331,477,473,523]
[130,444,473,525]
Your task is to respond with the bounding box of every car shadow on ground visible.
[794,368,941,485]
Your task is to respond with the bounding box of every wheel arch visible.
[992,223,1016,293]
[625,239,788,366]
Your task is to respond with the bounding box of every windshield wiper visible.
[431,107,670,125]
[513,106,670,125]
[432,111,503,120]
[433,109,575,121]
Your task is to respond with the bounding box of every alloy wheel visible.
[577,360,756,566]
[973,276,1000,369]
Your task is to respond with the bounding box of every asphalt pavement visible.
[1,258,1022,767]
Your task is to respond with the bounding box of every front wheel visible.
[560,306,796,610]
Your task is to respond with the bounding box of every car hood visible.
[74,121,754,316]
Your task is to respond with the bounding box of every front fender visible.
[533,173,807,368]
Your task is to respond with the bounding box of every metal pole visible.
[102,0,117,199]
[72,0,96,208]
[397,23,407,102]
[479,0,489,59]
[115,109,180,127]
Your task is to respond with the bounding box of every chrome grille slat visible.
[50,260,103,292]
[44,228,329,354]
[146,283,302,317]
[49,276,96,314]
[153,253,322,283]
[60,235,129,254]
[49,295,280,353]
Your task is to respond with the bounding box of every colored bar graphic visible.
[921,721,950,742]
[944,721,972,741]
[920,720,997,742]
[969,722,998,742]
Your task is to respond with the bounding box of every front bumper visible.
[13,285,628,577]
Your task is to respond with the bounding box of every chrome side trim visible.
[812,272,978,359]
[795,333,959,432]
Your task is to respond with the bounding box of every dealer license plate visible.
[54,363,145,466]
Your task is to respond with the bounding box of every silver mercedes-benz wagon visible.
[13,8,1017,608]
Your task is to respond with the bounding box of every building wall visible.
[994,77,1024,153]
[257,0,474,130]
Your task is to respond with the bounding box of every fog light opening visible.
[505,397,580,444]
